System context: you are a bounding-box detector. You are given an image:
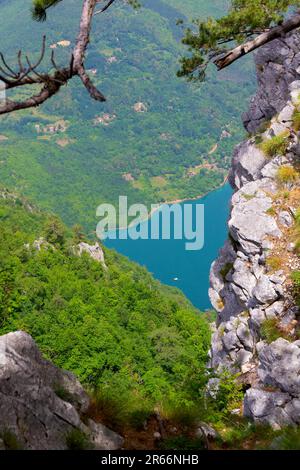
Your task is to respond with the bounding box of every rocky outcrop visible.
[77,241,107,269]
[243,33,300,134]
[28,239,107,269]
[209,32,300,429]
[244,339,300,428]
[0,331,123,450]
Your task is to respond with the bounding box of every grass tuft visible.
[259,131,290,158]
[266,256,282,271]
[1,430,22,450]
[292,109,300,132]
[276,166,299,185]
[260,318,286,344]
[65,429,92,450]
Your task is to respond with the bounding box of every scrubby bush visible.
[276,166,299,185]
[292,208,300,254]
[266,206,276,216]
[214,370,244,416]
[292,109,300,132]
[271,427,300,450]
[1,430,22,450]
[66,429,92,450]
[260,318,283,344]
[292,271,300,307]
[266,256,282,271]
[219,263,233,281]
[259,131,290,158]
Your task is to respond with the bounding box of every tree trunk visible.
[214,14,300,70]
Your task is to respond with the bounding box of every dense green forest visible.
[1,191,299,449]
[0,191,212,426]
[0,0,255,230]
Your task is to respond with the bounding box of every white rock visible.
[253,275,279,304]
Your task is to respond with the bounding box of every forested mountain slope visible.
[0,190,211,427]
[0,0,254,230]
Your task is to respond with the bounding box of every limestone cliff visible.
[0,331,123,450]
[209,32,300,429]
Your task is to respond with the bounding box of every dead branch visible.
[214,14,300,70]
[0,0,114,115]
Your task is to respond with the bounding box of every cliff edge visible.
[209,32,300,429]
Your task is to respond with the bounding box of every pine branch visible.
[214,13,300,70]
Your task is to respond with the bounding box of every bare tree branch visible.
[214,13,300,70]
[0,0,107,115]
[95,0,117,15]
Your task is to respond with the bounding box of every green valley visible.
[0,0,255,230]
[0,190,211,428]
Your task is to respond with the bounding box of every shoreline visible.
[147,175,229,219]
[111,175,229,232]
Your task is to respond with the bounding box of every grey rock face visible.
[229,183,281,255]
[0,331,123,450]
[258,339,300,396]
[229,140,266,189]
[244,389,293,429]
[209,32,300,429]
[243,32,300,133]
[252,275,278,304]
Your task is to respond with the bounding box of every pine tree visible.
[1,1,300,115]
[32,1,63,21]
[178,1,300,80]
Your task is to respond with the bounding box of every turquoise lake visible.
[104,183,233,310]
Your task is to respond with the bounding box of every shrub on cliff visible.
[259,131,290,158]
[276,166,299,185]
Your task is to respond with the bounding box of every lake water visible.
[104,183,233,310]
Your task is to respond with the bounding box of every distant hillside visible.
[0,0,255,230]
[0,190,211,426]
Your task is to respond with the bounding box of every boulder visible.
[0,331,123,450]
[222,330,242,352]
[253,275,279,304]
[278,210,294,228]
[229,185,281,255]
[249,308,266,329]
[229,140,266,189]
[257,338,300,396]
[244,388,292,429]
[196,423,219,440]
